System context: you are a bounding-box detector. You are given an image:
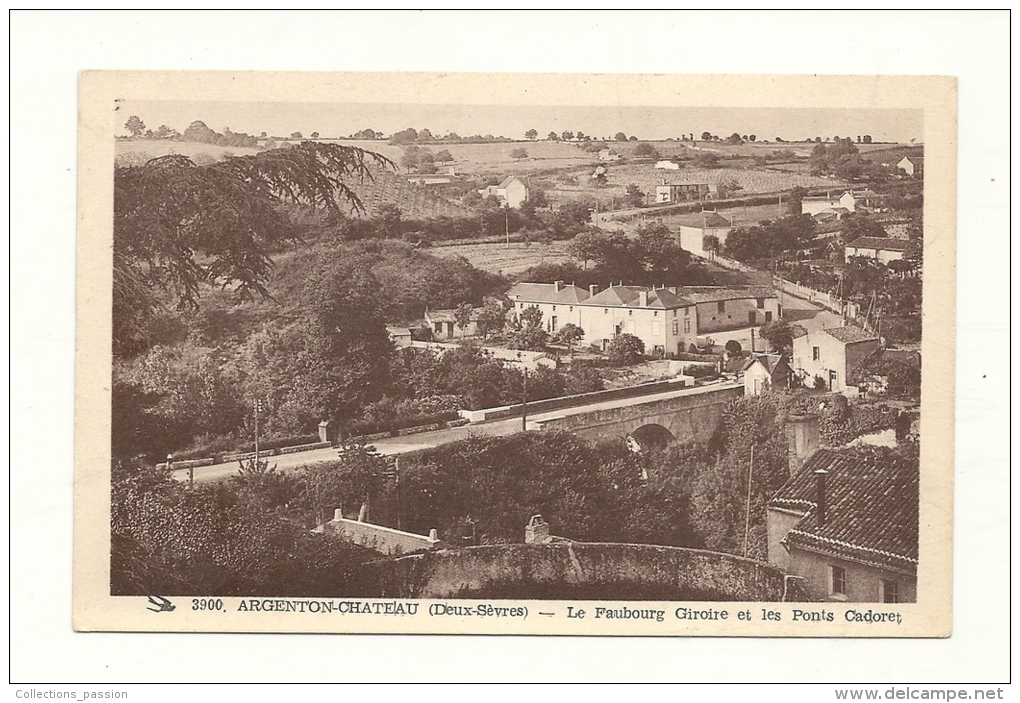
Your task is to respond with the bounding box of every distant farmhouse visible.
[479,175,528,209]
[598,148,621,162]
[676,211,732,257]
[768,419,918,603]
[507,281,778,358]
[844,236,910,264]
[655,182,711,204]
[425,308,482,340]
[802,189,880,217]
[897,155,924,178]
[791,326,880,393]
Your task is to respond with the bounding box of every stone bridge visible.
[528,383,744,447]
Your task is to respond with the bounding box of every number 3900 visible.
[192,598,224,611]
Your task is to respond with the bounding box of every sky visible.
[118,101,922,143]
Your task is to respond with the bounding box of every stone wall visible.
[531,383,743,444]
[368,542,810,602]
[321,513,440,557]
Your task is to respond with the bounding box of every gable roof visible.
[742,354,790,374]
[585,285,692,310]
[424,308,483,323]
[498,175,524,189]
[507,282,590,305]
[678,285,777,304]
[677,211,731,228]
[847,237,911,252]
[822,325,880,344]
[768,449,918,573]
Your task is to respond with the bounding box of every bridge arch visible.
[627,423,675,452]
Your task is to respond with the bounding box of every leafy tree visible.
[310,131,320,139]
[724,340,743,357]
[508,305,548,351]
[615,132,628,141]
[758,319,794,353]
[693,152,720,168]
[561,130,575,141]
[547,131,559,141]
[553,323,585,354]
[748,135,756,142]
[124,115,146,138]
[389,127,419,145]
[455,302,475,334]
[607,333,645,366]
[290,131,303,139]
[475,297,507,340]
[435,149,454,162]
[787,186,808,215]
[400,146,420,171]
[840,214,887,242]
[510,147,529,160]
[701,131,713,141]
[524,129,538,140]
[625,183,644,207]
[112,142,388,357]
[633,142,659,159]
[726,132,743,145]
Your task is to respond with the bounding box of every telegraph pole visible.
[521,367,529,432]
[743,445,755,558]
[253,398,263,463]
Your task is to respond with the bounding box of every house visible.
[897,155,924,178]
[598,148,621,162]
[791,326,880,393]
[845,236,910,265]
[743,354,792,396]
[678,286,781,335]
[801,191,857,216]
[654,159,680,170]
[479,175,528,209]
[767,423,918,603]
[386,325,413,348]
[424,308,482,340]
[654,182,710,204]
[676,211,732,257]
[506,281,699,358]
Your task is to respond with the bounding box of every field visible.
[428,240,574,277]
[115,140,262,165]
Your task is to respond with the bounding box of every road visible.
[171,381,740,485]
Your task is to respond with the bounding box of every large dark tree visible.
[113,142,390,357]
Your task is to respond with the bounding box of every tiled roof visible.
[507,282,590,305]
[769,449,919,573]
[847,237,910,252]
[743,354,789,374]
[678,286,777,304]
[425,308,483,323]
[823,325,880,344]
[585,285,693,310]
[677,211,731,228]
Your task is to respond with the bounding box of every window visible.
[672,321,679,335]
[830,565,847,598]
[684,319,691,333]
[628,310,633,316]
[673,309,678,317]
[765,311,773,323]
[604,308,608,314]
[812,346,821,361]
[717,301,725,313]
[881,580,900,603]
[569,306,573,312]
[552,305,556,311]
[756,297,765,309]
[685,307,690,316]
[653,311,658,316]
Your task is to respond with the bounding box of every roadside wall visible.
[369,542,811,602]
[321,516,440,557]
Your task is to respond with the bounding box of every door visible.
[765,311,773,323]
[829,369,838,391]
[748,311,756,326]
[446,322,454,339]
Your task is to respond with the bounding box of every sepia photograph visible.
[11,9,1010,689]
[70,70,955,637]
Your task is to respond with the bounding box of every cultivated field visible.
[427,240,575,277]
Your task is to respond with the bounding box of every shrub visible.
[607,334,645,366]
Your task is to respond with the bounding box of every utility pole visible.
[750,326,756,354]
[253,398,263,463]
[504,205,510,249]
[743,445,754,558]
[521,367,529,432]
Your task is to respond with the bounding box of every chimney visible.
[525,514,552,544]
[428,528,439,542]
[786,413,820,475]
[639,290,649,307]
[554,280,564,292]
[333,507,343,522]
[589,284,599,297]
[814,469,829,527]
